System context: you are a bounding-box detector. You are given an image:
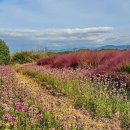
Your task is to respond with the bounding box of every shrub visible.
[37,52,82,68]
[0,39,10,65]
[37,49,130,75]
[37,56,56,66]
[37,50,122,69]
[93,50,130,74]
[11,51,43,64]
[52,53,80,68]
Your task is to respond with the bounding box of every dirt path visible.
[15,72,121,130]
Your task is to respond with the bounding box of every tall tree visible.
[0,39,10,65]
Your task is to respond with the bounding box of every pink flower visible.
[2,114,11,120]
[15,103,28,112]
[12,116,17,122]
[37,114,43,121]
[16,103,23,111]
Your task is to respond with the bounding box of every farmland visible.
[0,50,130,130]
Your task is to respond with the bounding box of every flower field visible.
[17,63,130,129]
[1,65,122,130]
[1,50,130,130]
[37,50,130,90]
[0,66,63,129]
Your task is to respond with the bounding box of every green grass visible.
[121,64,130,74]
[18,69,130,129]
[0,107,61,130]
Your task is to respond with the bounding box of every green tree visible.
[0,39,10,65]
[11,51,43,64]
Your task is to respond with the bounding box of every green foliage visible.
[11,51,43,64]
[120,64,130,74]
[19,69,130,129]
[0,106,60,130]
[44,51,73,57]
[0,39,10,65]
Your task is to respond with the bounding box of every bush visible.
[37,50,121,69]
[11,51,43,64]
[37,53,81,68]
[0,39,10,65]
[37,56,56,66]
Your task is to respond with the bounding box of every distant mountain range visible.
[97,45,130,50]
[48,45,130,52]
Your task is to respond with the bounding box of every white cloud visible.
[0,27,130,51]
[46,27,114,34]
[0,27,115,43]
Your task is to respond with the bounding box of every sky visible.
[0,0,130,52]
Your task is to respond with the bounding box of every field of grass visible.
[0,50,130,130]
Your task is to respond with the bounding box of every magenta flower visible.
[2,114,11,120]
[22,107,28,112]
[16,103,28,112]
[16,103,23,111]
[37,114,43,121]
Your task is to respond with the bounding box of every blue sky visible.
[0,0,130,52]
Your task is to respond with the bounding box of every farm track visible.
[15,71,121,130]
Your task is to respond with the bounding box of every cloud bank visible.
[0,27,114,41]
[0,27,129,52]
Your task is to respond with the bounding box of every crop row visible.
[17,65,130,129]
[37,50,130,90]
[37,50,130,71]
[1,66,77,130]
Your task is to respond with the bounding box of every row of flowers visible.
[18,63,130,90]
[0,66,61,130]
[17,64,130,129]
[90,72,130,90]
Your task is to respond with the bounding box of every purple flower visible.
[2,114,11,120]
